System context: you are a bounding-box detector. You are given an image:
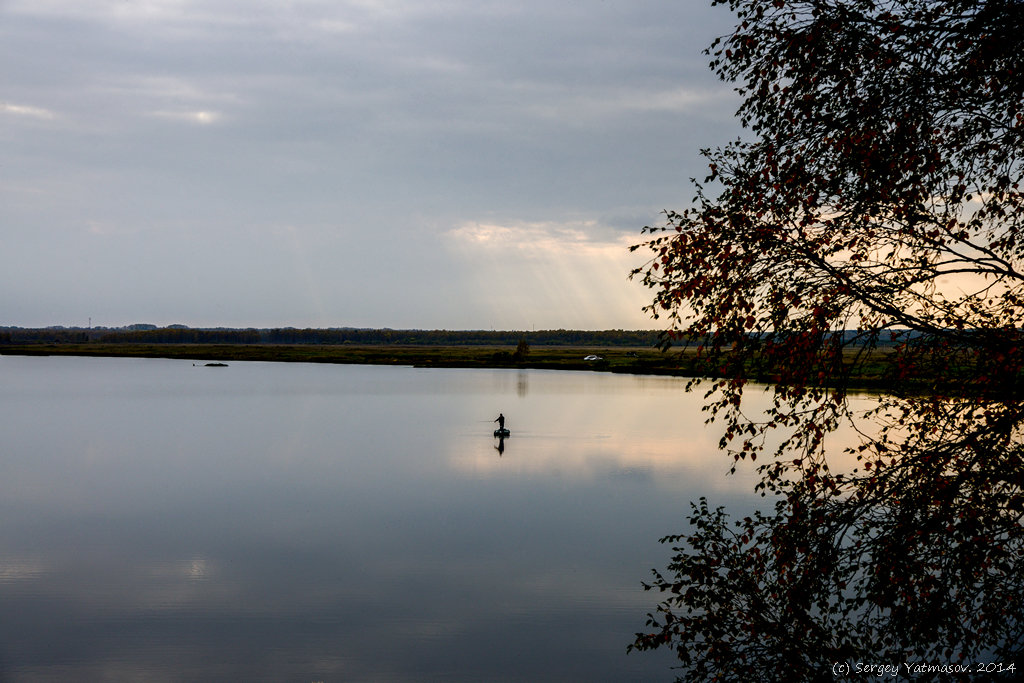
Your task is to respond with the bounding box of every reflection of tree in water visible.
[627,0,1024,678]
[631,393,1024,679]
[517,371,529,398]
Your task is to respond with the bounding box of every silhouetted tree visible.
[630,0,1024,678]
[512,338,531,362]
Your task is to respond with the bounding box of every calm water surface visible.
[0,355,766,682]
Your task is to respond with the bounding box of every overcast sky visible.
[2,0,740,330]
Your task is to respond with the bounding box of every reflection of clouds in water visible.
[42,555,236,612]
[449,382,880,498]
[0,359,877,680]
[0,558,48,582]
[448,436,766,496]
[188,557,209,580]
[449,371,733,486]
[149,556,211,582]
[451,438,710,476]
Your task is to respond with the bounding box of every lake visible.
[0,355,768,681]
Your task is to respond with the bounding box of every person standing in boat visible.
[494,413,505,431]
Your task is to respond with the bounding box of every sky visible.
[1,0,741,330]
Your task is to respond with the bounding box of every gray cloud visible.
[1,0,740,329]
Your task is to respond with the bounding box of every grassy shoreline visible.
[0,342,687,375]
[1,342,906,392]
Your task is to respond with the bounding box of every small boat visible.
[205,362,228,367]
[494,428,510,437]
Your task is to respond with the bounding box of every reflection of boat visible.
[494,428,510,437]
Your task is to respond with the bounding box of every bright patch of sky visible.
[0,0,740,329]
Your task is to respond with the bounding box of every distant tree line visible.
[0,328,90,344]
[0,326,660,347]
[98,328,263,344]
[259,328,657,346]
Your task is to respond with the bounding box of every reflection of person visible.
[494,413,505,430]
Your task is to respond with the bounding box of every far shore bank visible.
[1,342,684,375]
[1,341,903,392]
